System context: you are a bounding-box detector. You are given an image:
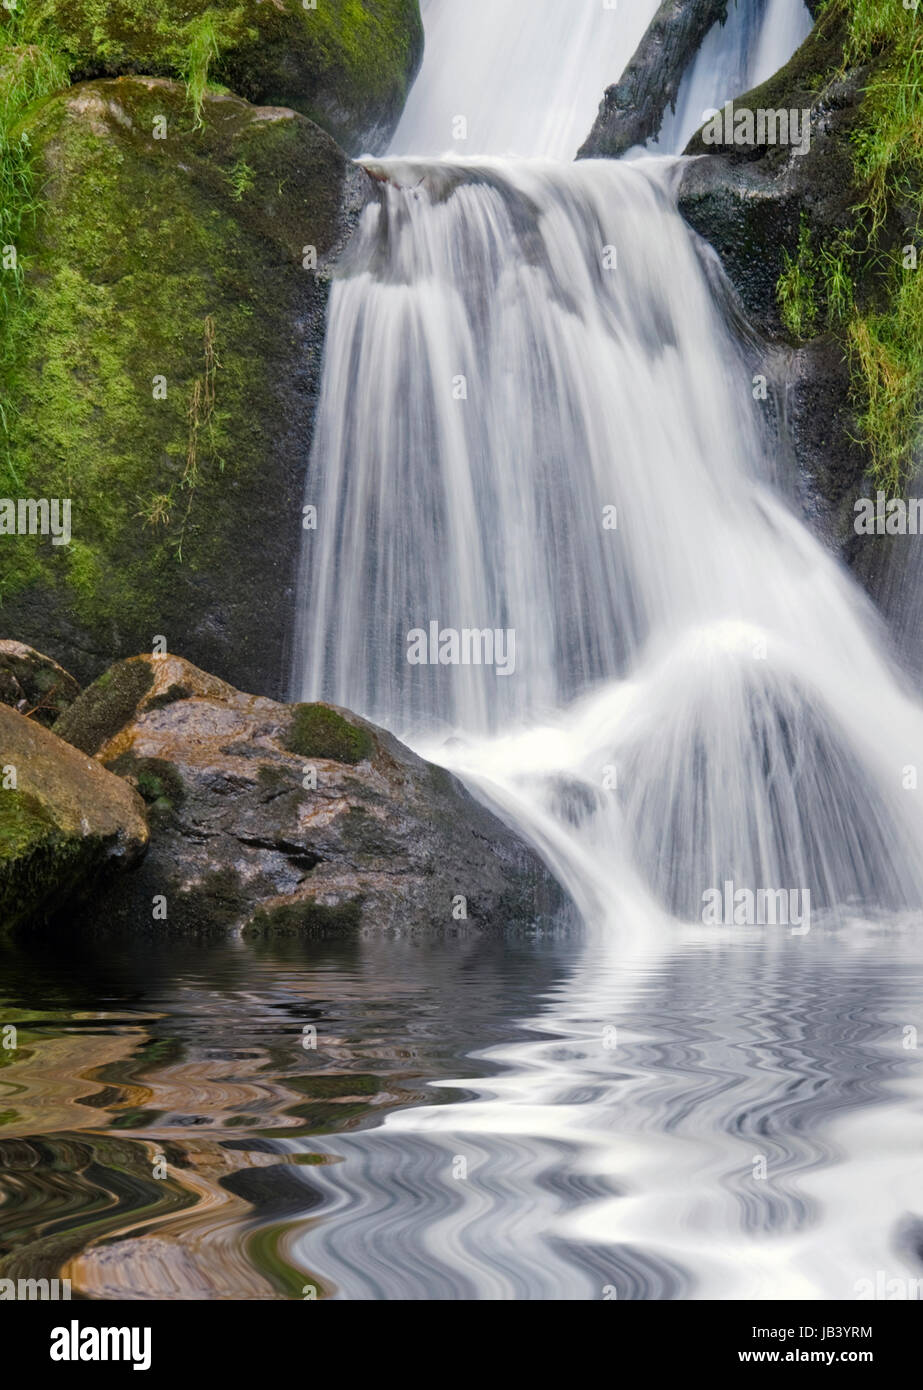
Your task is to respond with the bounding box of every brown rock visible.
[55,654,570,935]
[0,703,148,931]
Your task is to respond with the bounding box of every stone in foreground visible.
[0,703,148,931]
[56,655,570,934]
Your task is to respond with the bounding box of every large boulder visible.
[54,655,569,934]
[0,703,148,932]
[22,0,424,155]
[0,75,372,697]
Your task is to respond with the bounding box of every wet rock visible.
[579,0,729,159]
[56,655,569,934]
[674,9,887,568]
[0,641,80,727]
[0,704,148,932]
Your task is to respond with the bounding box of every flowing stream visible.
[285,0,923,1298]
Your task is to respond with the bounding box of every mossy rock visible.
[243,897,363,936]
[0,788,85,926]
[56,654,570,935]
[54,658,154,755]
[0,77,365,695]
[21,0,424,155]
[0,702,148,931]
[284,703,374,764]
[106,752,187,825]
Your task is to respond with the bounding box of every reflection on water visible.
[1,920,921,1299]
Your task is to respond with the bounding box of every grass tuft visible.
[776,0,923,492]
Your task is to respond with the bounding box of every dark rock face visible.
[679,28,861,333]
[0,702,148,932]
[579,0,729,160]
[56,655,570,935]
[0,77,373,699]
[675,89,869,550]
[0,641,80,727]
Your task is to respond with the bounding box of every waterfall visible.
[655,0,813,154]
[388,0,663,160]
[294,1,923,924]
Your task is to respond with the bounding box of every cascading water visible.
[295,2,923,923]
[655,0,813,153]
[289,1,923,1298]
[388,0,663,160]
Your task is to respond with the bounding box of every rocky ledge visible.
[37,653,569,935]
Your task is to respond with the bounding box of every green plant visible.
[777,217,820,339]
[178,10,223,130]
[775,1,923,491]
[227,157,255,202]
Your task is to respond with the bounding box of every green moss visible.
[0,788,85,929]
[243,898,363,937]
[837,0,923,493]
[773,1,923,492]
[284,703,373,765]
[0,77,347,678]
[20,0,424,154]
[0,25,72,489]
[236,0,424,152]
[106,754,186,823]
[0,786,56,863]
[53,658,154,755]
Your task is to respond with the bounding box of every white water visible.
[655,0,813,154]
[292,2,923,1297]
[389,0,813,161]
[389,0,662,160]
